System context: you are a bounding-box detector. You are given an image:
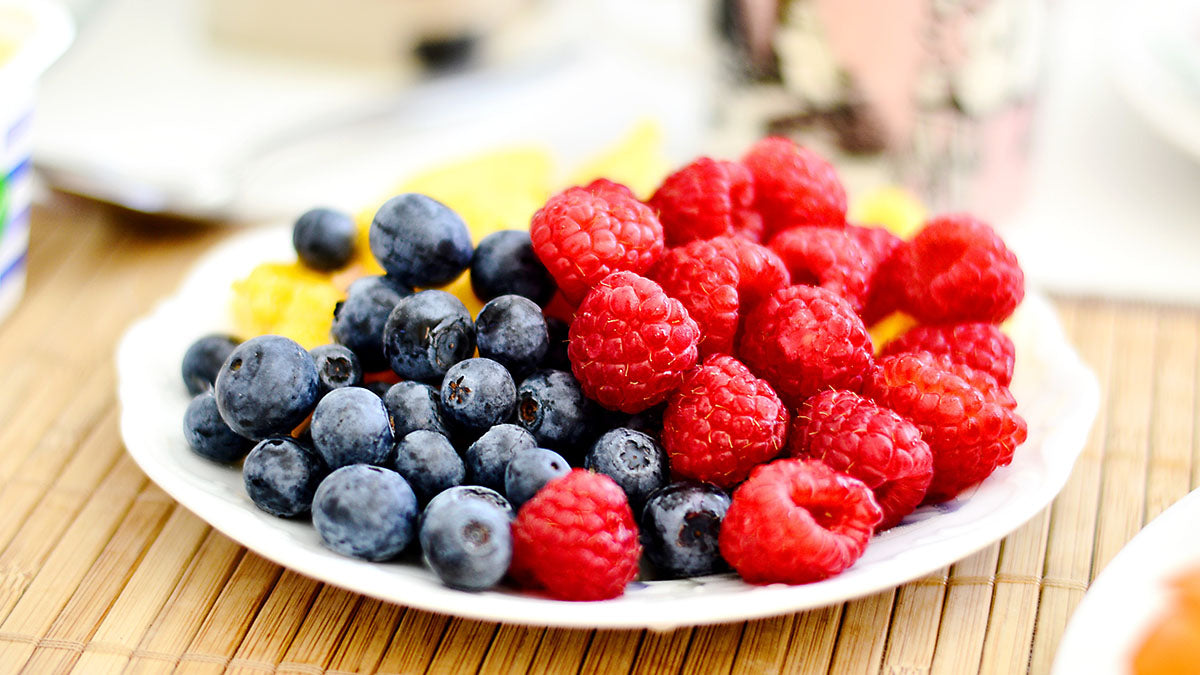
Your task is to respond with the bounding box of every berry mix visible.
[180,137,1027,600]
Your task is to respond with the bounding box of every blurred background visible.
[6,0,1200,303]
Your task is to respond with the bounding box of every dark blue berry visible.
[384,381,449,438]
[242,437,327,517]
[440,358,516,433]
[504,447,570,508]
[310,387,395,469]
[465,423,536,492]
[369,193,473,287]
[382,290,475,381]
[293,207,356,271]
[183,391,253,463]
[393,430,466,504]
[419,491,512,590]
[470,230,555,305]
[584,428,668,511]
[312,464,418,561]
[332,276,411,372]
[622,404,665,441]
[361,380,393,398]
[541,317,571,371]
[309,344,363,396]
[182,334,239,396]
[640,482,731,578]
[515,369,597,456]
[475,295,548,377]
[422,485,515,523]
[214,335,320,441]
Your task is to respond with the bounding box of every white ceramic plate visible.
[115,225,1099,629]
[1053,488,1200,674]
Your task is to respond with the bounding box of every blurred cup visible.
[716,0,1047,223]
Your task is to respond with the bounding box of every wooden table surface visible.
[0,195,1195,675]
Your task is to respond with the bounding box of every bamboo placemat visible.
[0,197,1195,675]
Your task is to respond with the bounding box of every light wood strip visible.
[778,605,841,674]
[373,609,449,674]
[630,628,691,675]
[323,599,404,675]
[223,571,322,675]
[928,544,1000,675]
[14,485,175,673]
[68,507,210,675]
[1028,300,1115,674]
[424,618,497,675]
[1143,309,1197,521]
[477,624,545,675]
[829,591,895,675]
[729,615,795,675]
[679,623,744,675]
[525,628,592,675]
[979,509,1052,675]
[123,531,245,675]
[0,361,99,486]
[880,569,949,674]
[172,552,283,675]
[275,586,362,675]
[1091,307,1157,576]
[577,630,640,675]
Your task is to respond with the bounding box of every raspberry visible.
[865,351,1027,503]
[718,458,882,584]
[584,177,639,203]
[741,137,847,238]
[649,240,741,357]
[900,214,1024,324]
[648,157,762,246]
[530,185,665,304]
[707,236,791,307]
[738,285,874,408]
[788,390,933,529]
[661,355,789,488]
[767,226,873,313]
[509,469,641,600]
[568,271,701,413]
[881,322,1015,386]
[848,224,906,325]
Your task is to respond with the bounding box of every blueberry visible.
[419,491,512,590]
[181,334,239,395]
[465,423,536,492]
[383,381,449,438]
[214,335,320,440]
[541,317,571,371]
[584,428,668,511]
[422,485,515,523]
[622,404,665,441]
[475,295,549,377]
[332,276,411,372]
[310,387,395,469]
[242,437,327,517]
[470,230,555,305]
[393,430,466,504]
[382,290,475,381]
[292,207,356,271]
[504,447,570,508]
[309,344,363,396]
[312,464,418,561]
[369,193,473,287]
[439,358,516,434]
[183,391,253,463]
[360,380,393,398]
[515,369,598,455]
[640,482,731,578]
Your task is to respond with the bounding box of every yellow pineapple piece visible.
[230,262,342,349]
[850,186,927,239]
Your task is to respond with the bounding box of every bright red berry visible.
[661,355,789,488]
[719,458,882,584]
[881,322,1015,386]
[864,351,1027,503]
[707,236,791,307]
[568,271,700,413]
[900,214,1024,324]
[741,137,847,238]
[768,225,873,313]
[650,241,741,357]
[583,177,639,203]
[847,224,906,324]
[648,157,762,246]
[530,185,665,305]
[788,390,933,529]
[509,469,641,600]
[738,284,874,409]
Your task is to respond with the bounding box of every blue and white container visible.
[0,0,71,323]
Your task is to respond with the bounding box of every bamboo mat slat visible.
[0,200,1197,674]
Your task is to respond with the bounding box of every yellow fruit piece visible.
[850,186,927,239]
[568,119,670,200]
[869,312,918,353]
[230,262,342,349]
